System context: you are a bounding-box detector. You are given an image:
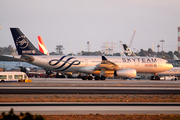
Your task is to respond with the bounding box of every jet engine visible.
[114,69,137,78]
[20,67,30,73]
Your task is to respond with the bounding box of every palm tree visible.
[56,45,64,55]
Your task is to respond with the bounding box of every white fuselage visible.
[26,55,172,75]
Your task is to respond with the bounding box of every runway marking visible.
[12,83,18,85]
[116,84,122,86]
[1,86,180,89]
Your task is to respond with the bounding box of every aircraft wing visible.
[95,56,121,70]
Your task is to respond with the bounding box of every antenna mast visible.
[129,29,136,48]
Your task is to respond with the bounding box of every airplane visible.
[171,54,180,67]
[0,36,49,73]
[38,36,49,55]
[9,28,173,80]
[173,54,179,60]
[157,67,180,77]
[37,36,56,75]
[0,61,39,71]
[122,43,180,66]
[122,43,180,80]
[157,54,180,78]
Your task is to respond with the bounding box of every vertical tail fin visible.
[38,36,49,55]
[10,28,45,55]
[123,44,136,56]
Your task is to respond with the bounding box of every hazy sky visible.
[0,0,180,54]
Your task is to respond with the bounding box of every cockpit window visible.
[166,61,171,64]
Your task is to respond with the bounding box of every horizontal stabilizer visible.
[20,55,34,62]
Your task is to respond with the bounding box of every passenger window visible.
[15,75,18,79]
[0,75,3,79]
[15,75,23,79]
[0,75,7,79]
[8,75,12,79]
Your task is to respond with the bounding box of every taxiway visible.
[1,103,180,115]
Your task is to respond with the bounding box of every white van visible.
[0,72,28,82]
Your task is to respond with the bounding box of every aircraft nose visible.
[168,63,173,69]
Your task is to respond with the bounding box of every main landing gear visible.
[151,76,160,80]
[82,75,106,80]
[151,73,160,80]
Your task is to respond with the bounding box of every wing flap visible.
[96,56,120,70]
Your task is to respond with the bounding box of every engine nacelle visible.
[20,67,30,73]
[114,69,137,78]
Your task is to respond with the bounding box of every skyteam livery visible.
[122,43,180,79]
[10,28,173,80]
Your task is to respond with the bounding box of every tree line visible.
[0,45,180,60]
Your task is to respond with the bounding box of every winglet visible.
[102,56,107,60]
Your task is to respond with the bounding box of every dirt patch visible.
[41,114,180,120]
[0,114,180,120]
[0,94,180,102]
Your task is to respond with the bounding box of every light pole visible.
[160,39,165,57]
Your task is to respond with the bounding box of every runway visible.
[1,103,180,115]
[1,78,180,87]
[0,86,180,94]
[0,78,180,94]
[1,78,180,115]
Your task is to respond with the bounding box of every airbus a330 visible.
[9,28,173,80]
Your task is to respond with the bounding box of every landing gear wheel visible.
[82,76,87,80]
[155,76,160,80]
[151,76,155,80]
[94,76,100,80]
[100,76,106,80]
[88,76,93,80]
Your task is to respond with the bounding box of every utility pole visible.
[129,29,136,48]
[87,41,90,52]
[157,44,160,52]
[69,43,71,54]
[160,39,165,57]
